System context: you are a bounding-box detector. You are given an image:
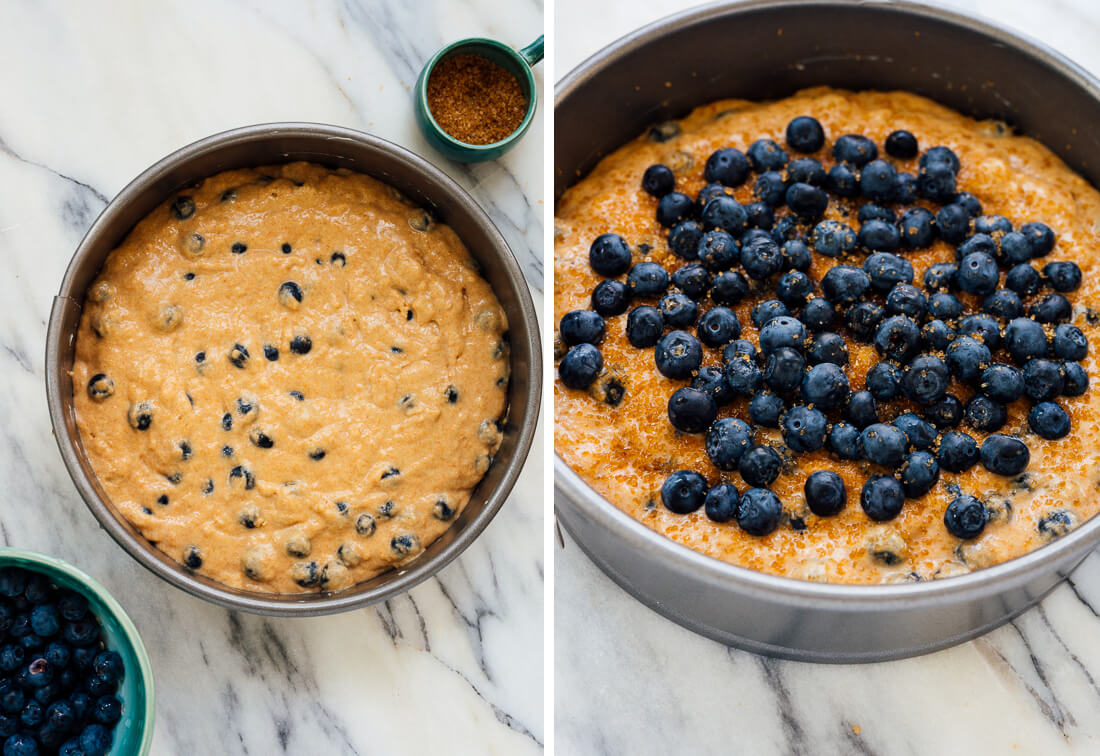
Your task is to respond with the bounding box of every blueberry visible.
[1020,222,1056,257]
[1062,361,1089,396]
[1005,264,1041,297]
[860,159,897,202]
[739,234,783,280]
[957,252,999,296]
[1044,261,1082,292]
[894,412,937,450]
[697,307,744,351]
[263,344,279,361]
[559,310,605,346]
[921,145,960,172]
[724,352,763,395]
[924,262,958,292]
[923,394,962,429]
[821,265,870,304]
[228,343,250,369]
[57,592,86,622]
[801,297,835,332]
[86,374,114,402]
[2,734,37,756]
[591,279,631,316]
[992,233,1030,268]
[627,262,669,297]
[79,723,112,756]
[1038,510,1075,540]
[661,470,708,514]
[785,182,828,219]
[744,202,774,230]
[860,423,907,469]
[700,196,747,235]
[771,215,801,243]
[44,643,68,669]
[951,191,982,217]
[801,362,850,410]
[894,174,919,203]
[786,116,825,152]
[705,418,753,471]
[19,700,43,729]
[873,315,922,361]
[126,401,154,431]
[656,193,694,228]
[886,284,926,319]
[669,221,706,259]
[833,134,878,166]
[759,316,807,355]
[917,161,956,202]
[695,483,740,524]
[93,695,121,725]
[698,183,728,206]
[739,445,781,487]
[747,138,788,171]
[559,344,602,389]
[980,363,1025,403]
[965,395,1008,434]
[641,164,675,197]
[28,607,58,639]
[944,495,988,539]
[826,163,860,197]
[692,366,733,406]
[588,233,633,276]
[799,471,845,517]
[751,299,790,328]
[1028,401,1071,440]
[981,433,1030,476]
[754,171,788,206]
[625,306,664,348]
[866,361,903,401]
[973,215,1011,236]
[983,289,1022,320]
[900,451,939,498]
[1005,317,1047,363]
[858,220,901,253]
[732,488,781,536]
[811,220,856,258]
[249,428,275,449]
[1031,293,1072,323]
[749,391,785,428]
[838,391,876,430]
[861,476,905,521]
[671,264,712,299]
[0,646,22,673]
[704,148,750,187]
[723,339,757,362]
[885,130,919,159]
[649,332,701,383]
[957,233,998,262]
[781,405,827,452]
[903,354,949,404]
[957,313,1002,351]
[946,336,991,383]
[776,271,815,308]
[826,422,861,459]
[659,292,698,328]
[807,332,848,366]
[764,347,805,393]
[711,270,749,307]
[787,157,827,186]
[667,388,717,433]
[859,204,897,225]
[1052,324,1087,361]
[170,195,195,220]
[1023,358,1064,401]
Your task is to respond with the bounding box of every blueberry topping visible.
[860,475,905,522]
[903,354,949,404]
[1052,323,1087,361]
[860,423,907,469]
[833,134,878,166]
[1062,361,1090,396]
[711,270,749,307]
[923,394,962,429]
[704,148,750,187]
[844,390,878,429]
[560,310,605,346]
[655,330,703,380]
[938,431,980,473]
[736,488,782,536]
[591,280,631,316]
[865,361,903,401]
[627,262,670,297]
[894,412,936,450]
[656,193,695,228]
[1020,221,1056,257]
[801,362,849,410]
[785,116,825,153]
[945,336,991,383]
[704,484,740,523]
[826,163,859,197]
[697,306,741,347]
[805,470,846,516]
[873,315,922,362]
[964,395,1007,433]
[754,171,788,206]
[588,233,633,275]
[749,391,785,428]
[980,433,1030,476]
[900,451,939,498]
[801,297,835,332]
[980,363,1025,403]
[659,292,698,328]
[671,264,712,300]
[661,470,708,514]
[1023,358,1064,401]
[667,387,717,433]
[957,252,999,296]
[724,352,763,395]
[759,316,807,355]
[625,306,664,348]
[1028,401,1071,440]
[705,418,753,471]
[944,495,988,539]
[641,164,675,197]
[811,220,856,258]
[765,347,805,393]
[781,405,827,452]
[738,445,781,488]
[748,138,789,171]
[1031,293,1072,323]
[787,157,827,186]
[860,160,898,203]
[885,130,918,159]
[670,221,706,259]
[559,344,603,389]
[739,234,783,279]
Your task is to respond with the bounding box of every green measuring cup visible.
[415,35,543,163]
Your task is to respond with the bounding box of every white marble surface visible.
[554,0,1100,753]
[0,1,543,753]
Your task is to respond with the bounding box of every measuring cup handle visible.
[519,35,544,67]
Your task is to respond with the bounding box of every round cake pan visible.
[555,0,1100,662]
[47,123,541,616]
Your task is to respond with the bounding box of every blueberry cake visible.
[73,162,509,593]
[554,88,1100,584]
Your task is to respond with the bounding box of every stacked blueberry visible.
[0,567,124,756]
[558,115,1090,541]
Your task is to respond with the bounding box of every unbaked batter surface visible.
[554,89,1100,584]
[74,162,509,593]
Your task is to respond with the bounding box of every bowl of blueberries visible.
[0,549,154,755]
[554,0,1100,662]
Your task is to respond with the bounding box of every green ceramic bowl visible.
[415,35,542,162]
[0,549,154,755]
